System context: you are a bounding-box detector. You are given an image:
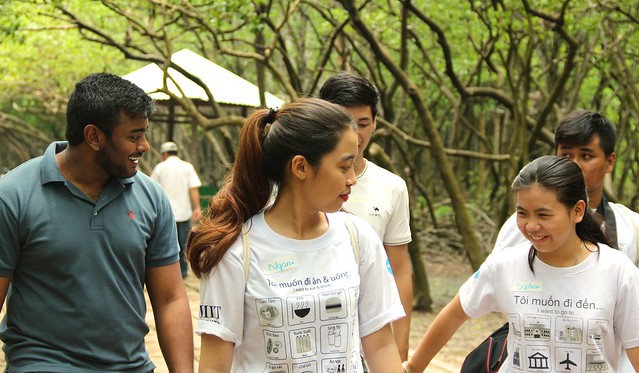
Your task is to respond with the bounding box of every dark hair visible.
[66,73,154,145]
[318,72,379,118]
[187,98,356,277]
[512,155,610,272]
[554,110,617,157]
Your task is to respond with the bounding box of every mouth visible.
[129,156,140,166]
[340,194,349,202]
[527,234,548,243]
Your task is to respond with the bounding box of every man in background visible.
[320,72,413,361]
[152,141,202,279]
[0,72,193,372]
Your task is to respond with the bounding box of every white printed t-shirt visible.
[344,160,411,246]
[460,242,639,372]
[196,211,404,373]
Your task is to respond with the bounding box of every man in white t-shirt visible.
[320,73,413,360]
[152,141,202,278]
[492,110,639,372]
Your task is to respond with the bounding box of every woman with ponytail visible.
[404,155,639,373]
[188,98,404,372]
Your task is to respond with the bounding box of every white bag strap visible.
[241,216,361,281]
[241,223,251,281]
[344,217,360,264]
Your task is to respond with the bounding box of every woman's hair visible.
[511,155,610,272]
[187,98,356,277]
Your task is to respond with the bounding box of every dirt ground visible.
[0,251,505,372]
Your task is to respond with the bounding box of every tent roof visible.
[123,49,285,109]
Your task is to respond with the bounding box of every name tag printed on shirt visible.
[513,281,543,292]
[264,256,300,274]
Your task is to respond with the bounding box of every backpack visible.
[460,322,509,373]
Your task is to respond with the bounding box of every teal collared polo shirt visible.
[0,142,179,372]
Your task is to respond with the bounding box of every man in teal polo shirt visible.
[0,73,194,372]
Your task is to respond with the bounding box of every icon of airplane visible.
[560,353,577,370]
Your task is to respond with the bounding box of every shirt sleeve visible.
[353,217,405,337]
[614,266,639,348]
[188,164,202,189]
[196,240,246,346]
[0,195,19,277]
[459,256,500,319]
[492,213,527,253]
[145,184,180,267]
[383,178,412,246]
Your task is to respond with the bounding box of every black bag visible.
[460,322,509,373]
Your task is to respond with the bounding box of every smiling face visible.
[96,113,150,178]
[516,184,584,260]
[304,129,358,213]
[555,135,615,206]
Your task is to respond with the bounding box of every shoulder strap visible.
[241,217,361,282]
[241,223,250,281]
[344,216,360,264]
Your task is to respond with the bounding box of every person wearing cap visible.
[152,141,202,278]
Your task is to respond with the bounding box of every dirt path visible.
[0,254,504,372]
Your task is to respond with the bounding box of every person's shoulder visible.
[331,211,379,242]
[365,161,406,187]
[609,202,639,230]
[0,157,43,190]
[598,243,639,272]
[130,171,165,195]
[609,202,639,218]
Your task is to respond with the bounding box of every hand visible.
[192,207,202,222]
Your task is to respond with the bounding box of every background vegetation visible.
[1,0,638,310]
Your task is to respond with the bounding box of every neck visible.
[537,238,590,267]
[57,145,109,201]
[354,156,367,176]
[587,189,603,210]
[265,187,329,240]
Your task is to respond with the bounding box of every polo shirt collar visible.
[41,141,68,185]
[40,141,135,187]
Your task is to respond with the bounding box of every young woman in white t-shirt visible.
[188,98,404,373]
[404,155,639,373]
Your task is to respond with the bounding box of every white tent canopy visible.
[124,49,285,109]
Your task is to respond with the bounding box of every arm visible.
[146,263,194,373]
[198,334,234,373]
[385,243,412,361]
[189,187,202,221]
[628,346,639,371]
[362,323,403,373]
[0,276,9,313]
[404,294,469,373]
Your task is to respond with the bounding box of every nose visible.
[347,167,357,187]
[526,219,541,232]
[138,135,150,154]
